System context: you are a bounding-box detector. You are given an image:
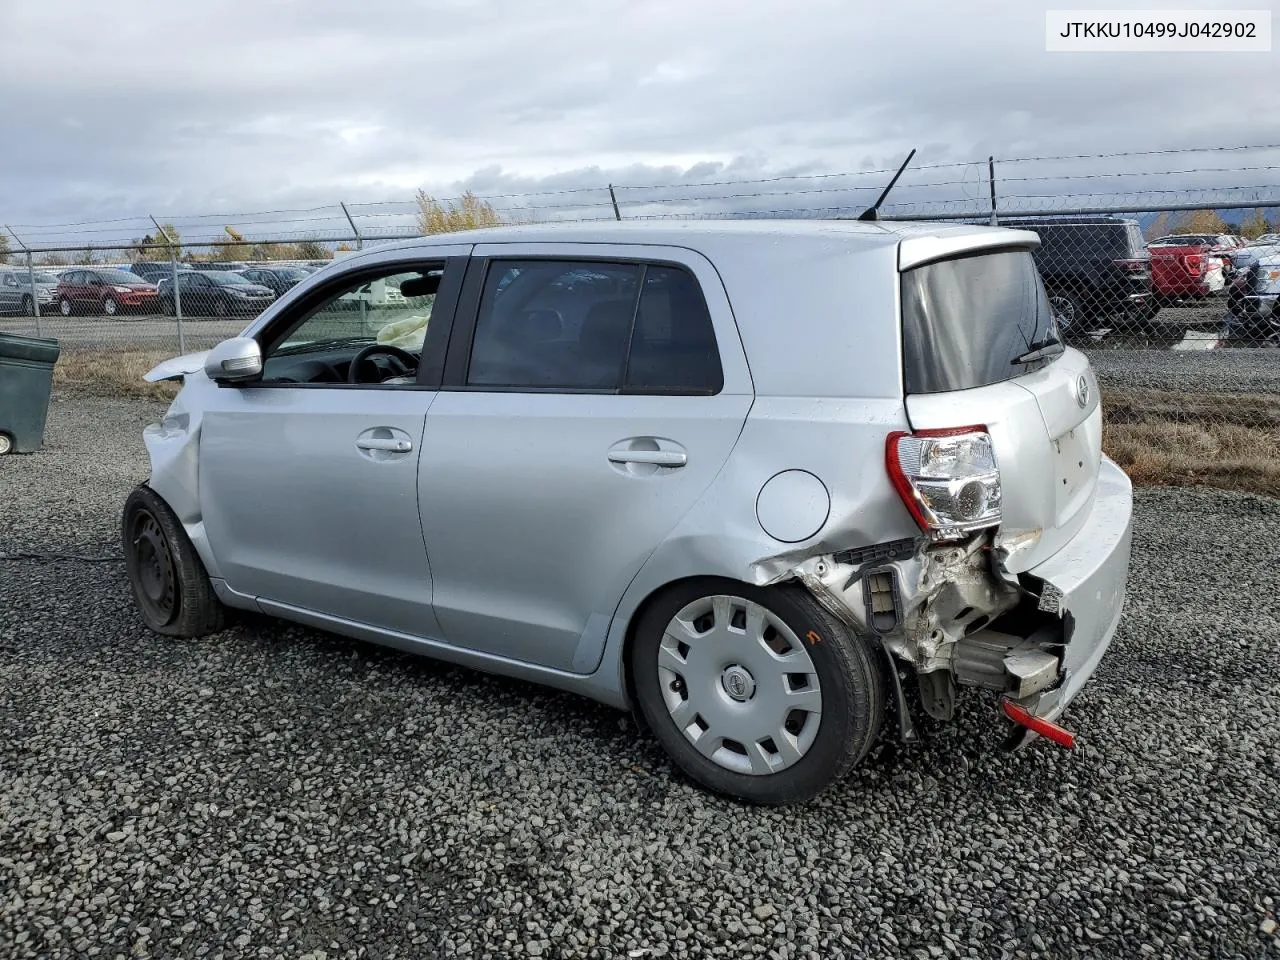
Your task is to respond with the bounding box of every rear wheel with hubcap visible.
[631,579,884,804]
[20,295,34,316]
[122,485,226,637]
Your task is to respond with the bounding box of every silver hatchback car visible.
[126,221,1132,804]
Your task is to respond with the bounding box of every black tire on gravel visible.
[631,578,885,805]
[122,484,226,637]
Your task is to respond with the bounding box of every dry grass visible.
[1102,419,1280,496]
[1102,386,1280,431]
[53,348,179,401]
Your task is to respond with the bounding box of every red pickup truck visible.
[1146,235,1227,303]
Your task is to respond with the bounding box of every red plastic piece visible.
[1001,697,1076,749]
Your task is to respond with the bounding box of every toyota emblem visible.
[1075,374,1091,408]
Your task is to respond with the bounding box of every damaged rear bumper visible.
[789,457,1133,744]
[1004,457,1132,743]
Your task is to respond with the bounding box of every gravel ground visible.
[2,394,1279,960]
[1088,347,1280,397]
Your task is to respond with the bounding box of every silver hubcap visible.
[104,298,117,315]
[658,595,822,777]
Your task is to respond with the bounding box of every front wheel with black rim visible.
[212,298,229,318]
[631,579,885,805]
[122,485,226,637]
[1046,290,1087,337]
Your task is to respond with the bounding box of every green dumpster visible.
[0,334,61,454]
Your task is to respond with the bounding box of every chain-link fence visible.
[1,144,1277,490]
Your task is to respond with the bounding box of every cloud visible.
[0,0,1275,248]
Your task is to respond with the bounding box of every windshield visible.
[212,272,255,285]
[33,272,58,283]
[100,269,144,284]
[273,268,309,280]
[901,249,1061,395]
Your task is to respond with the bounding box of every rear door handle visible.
[357,437,413,453]
[608,449,686,467]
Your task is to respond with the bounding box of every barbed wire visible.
[5,145,1279,253]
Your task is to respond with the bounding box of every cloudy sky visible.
[0,0,1275,246]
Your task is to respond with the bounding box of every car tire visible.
[1046,290,1088,336]
[0,432,12,455]
[630,578,885,805]
[213,298,229,318]
[59,297,74,317]
[20,295,34,317]
[122,485,226,638]
[160,298,174,317]
[103,297,118,317]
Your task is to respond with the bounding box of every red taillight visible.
[886,426,1002,539]
[1182,253,1204,276]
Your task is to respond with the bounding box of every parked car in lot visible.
[55,268,159,316]
[1149,232,1237,279]
[158,270,276,317]
[1224,248,1280,346]
[1000,216,1153,333]
[191,261,249,272]
[0,267,59,315]
[126,221,1133,804]
[238,265,312,296]
[1147,236,1226,304]
[130,261,184,285]
[1231,236,1280,273]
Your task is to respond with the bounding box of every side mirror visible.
[204,337,263,383]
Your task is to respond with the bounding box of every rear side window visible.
[466,260,722,394]
[901,250,1061,395]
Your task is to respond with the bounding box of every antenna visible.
[856,148,917,222]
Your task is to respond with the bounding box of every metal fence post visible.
[5,225,41,336]
[25,251,42,337]
[988,156,998,226]
[608,184,622,221]
[151,216,185,354]
[340,201,363,250]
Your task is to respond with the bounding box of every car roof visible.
[350,218,1040,271]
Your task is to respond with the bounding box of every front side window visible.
[466,259,721,393]
[260,265,441,386]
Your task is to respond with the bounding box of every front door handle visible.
[608,448,686,467]
[357,437,412,453]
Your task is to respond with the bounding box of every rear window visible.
[901,250,1061,395]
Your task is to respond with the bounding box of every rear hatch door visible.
[899,244,1101,572]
